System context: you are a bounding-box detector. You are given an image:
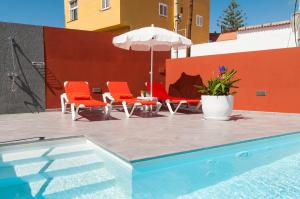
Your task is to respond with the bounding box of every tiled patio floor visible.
[1,110,300,162]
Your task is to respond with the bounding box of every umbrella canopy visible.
[112,25,192,96]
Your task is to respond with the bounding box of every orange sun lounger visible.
[61,81,111,121]
[103,81,162,117]
[146,82,201,114]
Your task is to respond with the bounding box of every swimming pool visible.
[1,133,300,198]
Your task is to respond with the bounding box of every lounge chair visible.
[103,81,162,117]
[61,81,111,121]
[145,82,201,114]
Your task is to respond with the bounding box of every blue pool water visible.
[1,133,300,198]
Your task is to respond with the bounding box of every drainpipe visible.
[298,0,300,46]
[292,0,300,46]
[174,0,179,58]
[174,0,179,34]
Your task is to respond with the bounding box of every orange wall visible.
[166,47,300,113]
[44,27,169,109]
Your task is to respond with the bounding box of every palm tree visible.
[186,0,194,57]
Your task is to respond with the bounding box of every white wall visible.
[172,24,297,58]
[171,48,187,58]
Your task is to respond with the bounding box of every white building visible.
[173,20,297,58]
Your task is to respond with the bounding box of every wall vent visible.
[256,90,267,96]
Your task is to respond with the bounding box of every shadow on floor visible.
[162,104,203,115]
[109,108,167,119]
[0,137,45,145]
[131,110,166,118]
[175,109,202,115]
[229,114,252,121]
[77,110,120,122]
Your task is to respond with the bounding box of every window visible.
[70,0,78,21]
[159,3,168,17]
[196,15,203,27]
[102,0,110,10]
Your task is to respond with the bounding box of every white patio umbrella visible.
[112,24,192,97]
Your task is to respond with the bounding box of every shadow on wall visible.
[166,47,300,113]
[0,22,46,114]
[169,72,203,99]
[10,39,44,113]
[45,67,63,96]
[43,27,170,109]
[13,40,63,97]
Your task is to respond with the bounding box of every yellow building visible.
[64,0,210,44]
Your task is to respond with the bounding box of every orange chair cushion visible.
[73,99,107,107]
[107,81,157,106]
[74,95,91,100]
[107,82,133,100]
[65,81,90,95]
[118,94,134,99]
[114,98,157,106]
[64,81,107,107]
[169,98,200,104]
[146,82,170,101]
[137,100,157,106]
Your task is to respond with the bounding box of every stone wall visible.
[0,22,45,114]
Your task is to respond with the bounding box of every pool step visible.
[0,161,104,187]
[42,179,120,199]
[0,143,94,162]
[0,166,116,199]
[0,148,98,168]
[0,152,103,179]
[18,180,127,199]
[0,140,129,199]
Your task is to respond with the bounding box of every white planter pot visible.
[202,95,234,121]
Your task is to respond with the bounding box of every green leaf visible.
[197,67,240,96]
[213,83,222,95]
[221,84,225,93]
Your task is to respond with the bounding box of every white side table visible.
[136,97,158,111]
[137,96,158,101]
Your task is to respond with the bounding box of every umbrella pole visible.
[150,46,153,97]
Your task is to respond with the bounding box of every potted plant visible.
[195,66,240,120]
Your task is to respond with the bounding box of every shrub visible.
[195,66,240,96]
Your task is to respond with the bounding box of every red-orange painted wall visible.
[166,47,300,113]
[44,27,169,109]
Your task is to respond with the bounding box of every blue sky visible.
[210,0,296,32]
[0,0,65,27]
[0,0,297,32]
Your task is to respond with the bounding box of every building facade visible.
[173,20,296,58]
[64,0,210,44]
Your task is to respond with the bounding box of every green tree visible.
[217,0,246,32]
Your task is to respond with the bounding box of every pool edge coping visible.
[1,131,300,165]
[129,131,300,163]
